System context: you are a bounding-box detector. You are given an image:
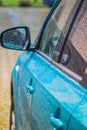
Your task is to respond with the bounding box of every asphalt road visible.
[0,7,49,130]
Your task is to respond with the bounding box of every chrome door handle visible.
[50,113,64,130]
[26,84,34,95]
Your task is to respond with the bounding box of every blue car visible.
[43,0,56,7]
[0,0,87,130]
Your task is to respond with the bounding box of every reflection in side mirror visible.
[0,26,31,51]
[60,46,71,65]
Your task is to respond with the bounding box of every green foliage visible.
[30,0,44,6]
[1,0,45,6]
[2,0,19,6]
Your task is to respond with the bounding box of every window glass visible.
[63,8,87,88]
[39,0,77,58]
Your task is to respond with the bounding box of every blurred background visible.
[0,0,45,7]
[0,0,51,129]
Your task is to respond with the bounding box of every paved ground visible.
[0,7,49,130]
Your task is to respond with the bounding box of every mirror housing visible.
[0,26,31,51]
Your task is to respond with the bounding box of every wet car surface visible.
[0,0,87,130]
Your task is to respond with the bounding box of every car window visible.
[61,2,87,88]
[39,0,77,59]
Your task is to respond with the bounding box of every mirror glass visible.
[2,28,26,50]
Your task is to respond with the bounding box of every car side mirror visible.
[0,26,31,51]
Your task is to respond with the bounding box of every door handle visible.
[26,84,34,95]
[50,113,64,130]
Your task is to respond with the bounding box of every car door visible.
[65,1,87,129]
[17,51,51,130]
[30,0,86,130]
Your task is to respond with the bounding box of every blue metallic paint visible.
[12,50,87,130]
[12,51,33,129]
[68,95,87,130]
[10,0,87,129]
[12,51,52,129]
[31,63,87,129]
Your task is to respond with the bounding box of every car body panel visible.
[30,61,87,130]
[12,51,33,130]
[7,0,87,129]
[68,95,87,130]
[12,51,51,130]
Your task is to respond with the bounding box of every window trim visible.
[60,0,87,87]
[35,0,61,49]
[35,0,85,83]
[36,49,82,82]
[35,0,83,62]
[58,0,84,63]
